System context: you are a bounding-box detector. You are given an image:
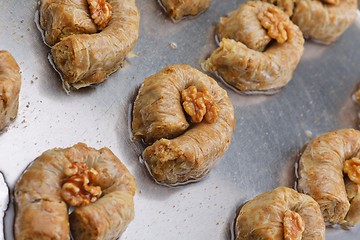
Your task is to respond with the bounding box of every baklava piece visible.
[14,143,137,239]
[0,50,21,131]
[132,64,235,185]
[39,0,140,89]
[203,1,304,94]
[298,129,360,226]
[263,0,357,43]
[235,187,325,240]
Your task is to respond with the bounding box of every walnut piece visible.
[181,86,219,123]
[344,158,360,184]
[258,6,290,44]
[283,210,305,240]
[61,162,102,207]
[87,0,112,30]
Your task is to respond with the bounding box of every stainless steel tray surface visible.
[1,0,360,239]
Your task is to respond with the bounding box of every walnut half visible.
[258,6,290,44]
[61,162,102,207]
[344,158,360,184]
[181,86,219,124]
[283,210,305,240]
[87,0,113,30]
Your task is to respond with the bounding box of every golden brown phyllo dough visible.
[160,0,211,20]
[235,187,325,240]
[14,143,137,240]
[39,0,140,89]
[0,50,21,131]
[298,129,360,227]
[132,64,235,185]
[203,1,304,94]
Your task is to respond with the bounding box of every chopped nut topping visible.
[258,6,290,44]
[344,158,360,184]
[283,210,305,240]
[87,0,112,30]
[181,86,219,123]
[61,162,102,207]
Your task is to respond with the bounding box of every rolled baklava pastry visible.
[0,50,21,131]
[132,64,235,185]
[14,143,137,239]
[263,0,357,43]
[235,186,325,240]
[203,1,304,94]
[298,128,360,226]
[160,0,211,20]
[39,0,140,89]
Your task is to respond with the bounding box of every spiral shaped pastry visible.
[0,50,21,131]
[264,0,357,43]
[203,1,304,94]
[298,129,360,226]
[40,0,140,89]
[159,0,211,20]
[14,143,137,239]
[235,187,325,240]
[132,64,235,185]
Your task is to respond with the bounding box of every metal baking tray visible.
[1,0,360,239]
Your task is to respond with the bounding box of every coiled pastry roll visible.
[203,1,304,94]
[298,129,360,226]
[263,0,357,43]
[132,64,235,185]
[0,50,21,131]
[235,187,325,240]
[14,143,137,239]
[39,0,140,89]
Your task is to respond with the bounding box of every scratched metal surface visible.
[0,0,360,239]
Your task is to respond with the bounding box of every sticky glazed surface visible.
[132,64,235,185]
[0,50,21,132]
[14,143,137,240]
[235,187,325,240]
[298,129,360,225]
[160,0,211,20]
[39,0,140,89]
[203,1,304,94]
